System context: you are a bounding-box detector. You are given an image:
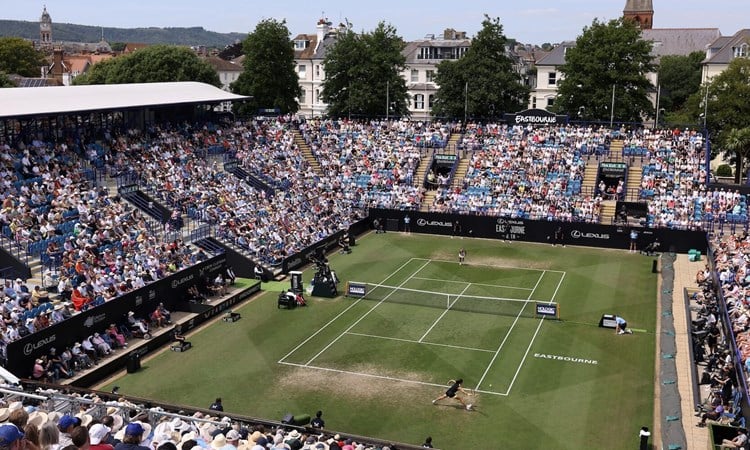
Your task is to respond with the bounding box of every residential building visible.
[204,56,243,111]
[702,29,750,82]
[401,29,471,120]
[528,1,720,114]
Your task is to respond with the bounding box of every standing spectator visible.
[629,229,639,253]
[403,214,411,234]
[209,398,223,412]
[310,411,324,430]
[422,436,434,448]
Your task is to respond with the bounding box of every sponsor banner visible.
[346,281,367,298]
[367,208,707,253]
[7,255,227,377]
[503,108,567,125]
[223,160,238,172]
[535,302,559,319]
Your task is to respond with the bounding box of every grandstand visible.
[0,82,746,448]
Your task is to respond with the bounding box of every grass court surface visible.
[101,232,657,450]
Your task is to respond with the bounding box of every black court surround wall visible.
[368,208,708,254]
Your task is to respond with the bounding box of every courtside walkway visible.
[671,254,707,449]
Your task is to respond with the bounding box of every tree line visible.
[0,14,749,180]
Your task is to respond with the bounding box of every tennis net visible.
[352,282,559,319]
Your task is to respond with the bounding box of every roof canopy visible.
[0,82,250,119]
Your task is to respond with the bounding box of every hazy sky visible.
[4,1,747,44]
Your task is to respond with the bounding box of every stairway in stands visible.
[446,132,462,152]
[600,200,617,224]
[582,160,599,196]
[625,166,642,202]
[608,139,624,162]
[293,131,322,176]
[451,157,470,188]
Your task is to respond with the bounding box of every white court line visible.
[278,258,417,364]
[304,260,432,366]
[418,283,472,342]
[346,331,495,353]
[411,276,533,291]
[414,258,565,274]
[474,270,546,392]
[278,360,508,396]
[504,271,567,395]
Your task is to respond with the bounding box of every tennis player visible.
[458,248,466,265]
[432,378,472,410]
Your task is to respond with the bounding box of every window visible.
[298,65,306,78]
[546,98,555,107]
[734,43,749,58]
[414,94,424,109]
[548,72,557,86]
[426,70,435,83]
[428,94,435,108]
[315,89,320,103]
[299,89,306,104]
[315,65,320,78]
[532,97,537,108]
[294,40,307,50]
[411,69,419,82]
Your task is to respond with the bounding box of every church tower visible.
[40,6,52,48]
[623,0,653,29]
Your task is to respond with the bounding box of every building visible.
[623,0,654,30]
[39,6,52,49]
[294,19,337,118]
[203,56,243,111]
[702,29,750,82]
[528,1,720,113]
[401,29,471,120]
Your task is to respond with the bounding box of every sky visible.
[2,1,748,45]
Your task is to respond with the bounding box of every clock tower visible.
[40,6,52,48]
[623,0,653,29]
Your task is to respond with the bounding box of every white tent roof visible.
[0,81,249,119]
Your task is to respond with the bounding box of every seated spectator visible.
[697,402,724,427]
[106,324,127,348]
[127,311,150,338]
[31,286,51,306]
[90,333,112,356]
[71,284,93,311]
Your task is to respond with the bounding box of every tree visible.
[657,51,704,113]
[74,45,220,86]
[321,21,408,118]
[0,72,15,88]
[683,58,750,175]
[0,37,45,77]
[231,19,301,116]
[432,15,528,120]
[721,128,750,184]
[554,18,654,124]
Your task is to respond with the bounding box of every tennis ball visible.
[489,384,492,387]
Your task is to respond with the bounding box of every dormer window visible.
[294,40,308,50]
[733,43,749,58]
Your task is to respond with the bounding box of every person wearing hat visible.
[283,431,302,450]
[0,423,25,450]
[114,423,150,450]
[89,423,114,450]
[58,415,81,447]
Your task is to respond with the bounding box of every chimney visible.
[51,47,64,80]
[317,18,330,43]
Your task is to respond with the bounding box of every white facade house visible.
[204,56,243,112]
[702,29,750,83]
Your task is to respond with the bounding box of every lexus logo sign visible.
[570,230,610,240]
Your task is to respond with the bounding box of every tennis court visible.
[279,258,566,397]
